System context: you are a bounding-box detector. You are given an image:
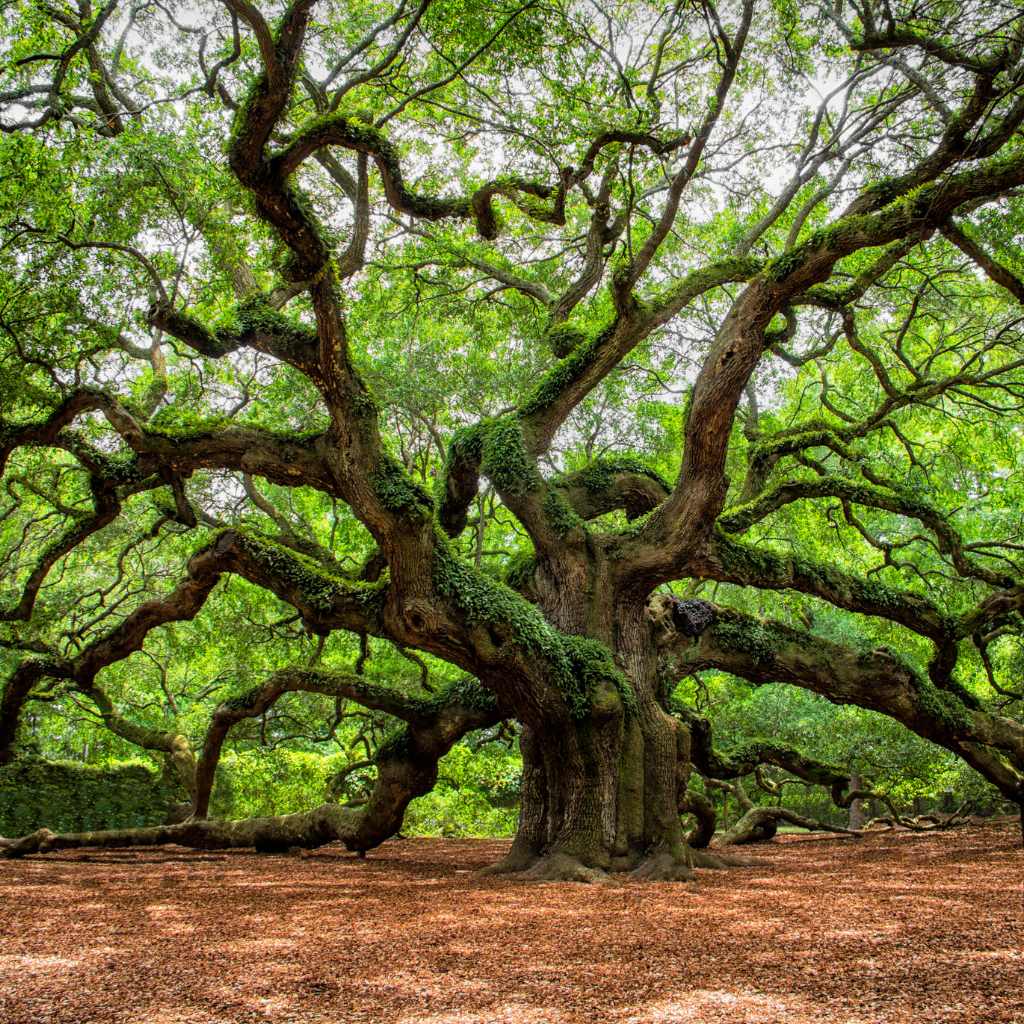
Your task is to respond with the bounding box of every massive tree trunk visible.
[488,582,694,881]
[496,705,692,880]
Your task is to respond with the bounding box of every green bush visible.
[404,787,518,838]
[210,748,346,819]
[208,742,522,836]
[402,741,520,837]
[0,757,176,835]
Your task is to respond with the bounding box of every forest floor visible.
[0,823,1021,1024]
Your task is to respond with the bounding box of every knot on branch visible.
[672,598,716,636]
[648,595,716,640]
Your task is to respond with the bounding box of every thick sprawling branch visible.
[708,779,861,846]
[79,681,197,798]
[191,667,476,816]
[551,458,670,523]
[1,389,112,476]
[435,258,760,547]
[272,119,690,241]
[658,606,1024,802]
[0,528,390,762]
[704,532,952,641]
[518,258,762,454]
[3,676,500,858]
[0,659,57,765]
[149,298,320,374]
[718,474,1014,589]
[2,387,338,495]
[940,220,1024,303]
[677,703,865,806]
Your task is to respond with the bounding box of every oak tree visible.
[3,0,1024,875]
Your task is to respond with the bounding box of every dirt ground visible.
[0,824,1021,1024]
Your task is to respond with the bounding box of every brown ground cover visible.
[0,824,1021,1024]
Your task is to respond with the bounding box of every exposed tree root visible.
[475,848,541,877]
[480,846,729,883]
[518,853,614,883]
[629,851,695,882]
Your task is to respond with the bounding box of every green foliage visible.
[210,749,344,819]
[404,740,520,838]
[404,786,518,838]
[0,757,177,835]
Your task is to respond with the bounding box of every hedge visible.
[0,757,177,836]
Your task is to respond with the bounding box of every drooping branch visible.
[191,666,471,817]
[658,604,1024,804]
[4,676,501,858]
[675,702,867,807]
[707,778,861,846]
[76,681,197,799]
[0,527,391,763]
[0,659,58,765]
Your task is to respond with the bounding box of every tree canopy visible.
[2,0,1024,875]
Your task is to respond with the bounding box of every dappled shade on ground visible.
[1,824,1021,1024]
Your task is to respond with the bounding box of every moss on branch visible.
[711,531,952,638]
[518,326,608,418]
[431,541,633,717]
[232,529,386,617]
[372,454,434,518]
[478,416,542,496]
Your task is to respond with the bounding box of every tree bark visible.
[847,773,866,831]
[679,788,716,849]
[716,806,859,846]
[486,595,695,881]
